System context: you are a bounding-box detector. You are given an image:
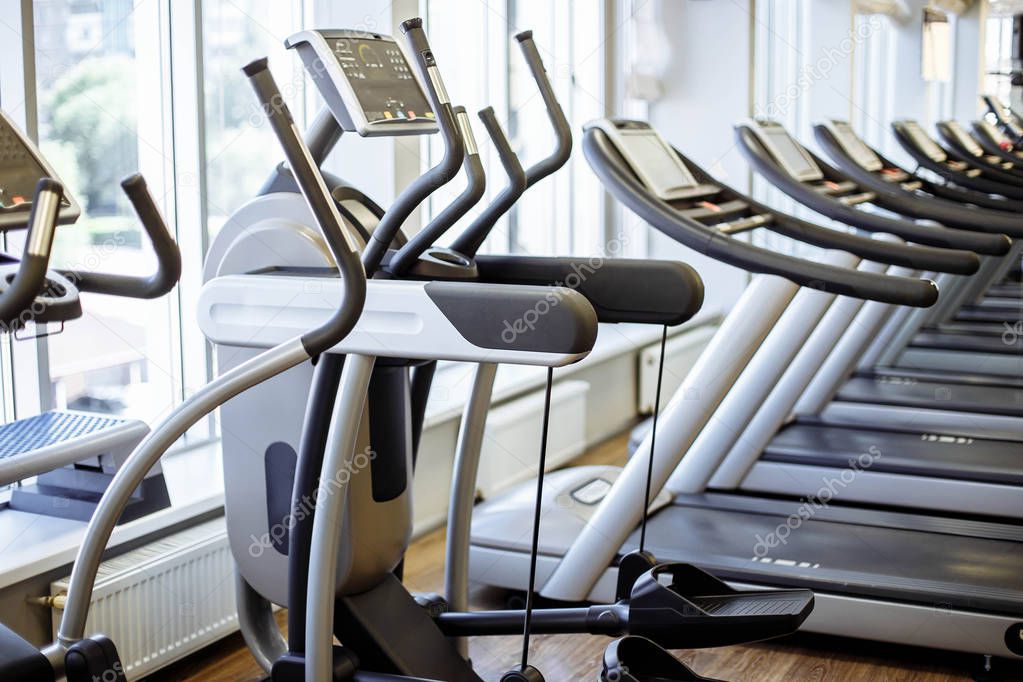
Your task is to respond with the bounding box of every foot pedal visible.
[626,563,813,648]
[602,637,719,681]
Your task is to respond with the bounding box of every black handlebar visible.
[736,125,1011,257]
[362,18,465,276]
[389,106,485,275]
[0,179,62,325]
[451,32,572,257]
[448,107,527,258]
[243,57,367,356]
[514,31,573,190]
[585,129,939,308]
[61,175,182,299]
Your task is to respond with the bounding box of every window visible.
[2,0,620,468]
[422,0,608,258]
[983,13,1015,104]
[202,1,306,240]
[33,0,179,423]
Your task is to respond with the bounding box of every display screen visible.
[760,125,823,180]
[829,121,883,172]
[0,122,51,212]
[945,121,983,156]
[615,130,699,199]
[329,36,434,125]
[902,121,946,162]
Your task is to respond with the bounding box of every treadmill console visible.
[896,120,948,163]
[585,119,718,200]
[822,120,883,172]
[942,120,985,157]
[976,119,1014,151]
[0,110,79,231]
[982,94,1023,137]
[286,29,437,137]
[745,120,824,182]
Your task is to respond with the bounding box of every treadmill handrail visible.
[583,128,937,308]
[891,120,1023,201]
[814,123,1023,228]
[736,124,1013,254]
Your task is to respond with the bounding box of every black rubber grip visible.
[450,107,526,255]
[474,255,705,325]
[388,113,486,274]
[244,57,366,355]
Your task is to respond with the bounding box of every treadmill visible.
[892,119,1023,201]
[814,121,1023,339]
[814,119,1023,316]
[971,118,1023,179]
[701,122,1023,518]
[733,120,1023,439]
[982,93,1023,146]
[467,119,1023,665]
[935,119,1023,181]
[887,120,1023,331]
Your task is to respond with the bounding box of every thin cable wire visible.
[520,366,554,671]
[639,325,668,553]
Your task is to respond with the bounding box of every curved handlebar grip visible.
[362,18,465,275]
[66,175,182,299]
[515,31,573,188]
[450,107,528,256]
[389,107,486,275]
[243,57,366,356]
[770,213,979,275]
[0,179,62,325]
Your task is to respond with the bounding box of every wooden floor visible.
[149,434,1023,681]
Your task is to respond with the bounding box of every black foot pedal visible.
[616,550,658,601]
[65,635,126,682]
[627,563,813,648]
[602,637,720,681]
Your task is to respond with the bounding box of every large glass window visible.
[33,0,178,423]
[423,0,607,257]
[202,1,306,240]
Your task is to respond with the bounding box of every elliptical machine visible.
[199,19,829,682]
[0,41,369,681]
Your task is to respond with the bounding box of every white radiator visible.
[638,326,717,414]
[51,519,236,680]
[476,380,589,498]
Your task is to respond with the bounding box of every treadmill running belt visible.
[628,495,1023,614]
[765,422,1023,485]
[837,376,1023,417]
[911,331,1023,354]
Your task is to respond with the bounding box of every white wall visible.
[644,0,754,315]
